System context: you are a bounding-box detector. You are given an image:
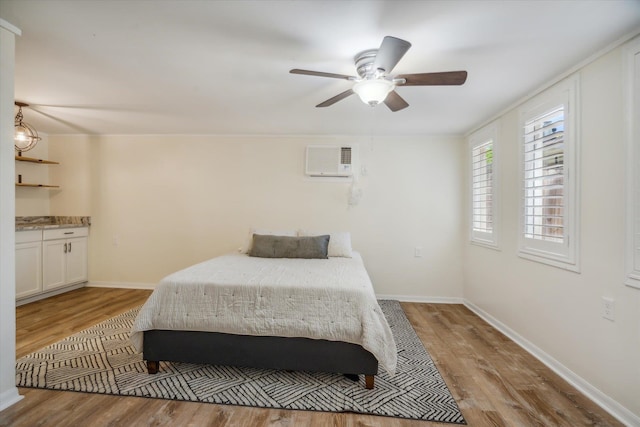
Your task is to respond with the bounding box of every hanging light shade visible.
[14,101,41,152]
[352,79,394,106]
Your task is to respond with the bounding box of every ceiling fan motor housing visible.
[355,49,380,78]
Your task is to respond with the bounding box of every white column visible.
[0,18,23,411]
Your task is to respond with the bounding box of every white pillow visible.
[298,230,353,258]
[241,228,297,253]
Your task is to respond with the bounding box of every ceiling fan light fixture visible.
[14,102,41,152]
[290,36,467,112]
[352,79,394,106]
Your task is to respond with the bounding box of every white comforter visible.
[130,252,397,375]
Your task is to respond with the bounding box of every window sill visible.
[518,250,580,273]
[624,273,640,290]
[470,240,501,251]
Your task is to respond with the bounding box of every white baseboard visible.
[85,285,466,303]
[87,281,156,290]
[0,387,23,412]
[376,294,464,304]
[16,282,86,306]
[463,299,640,427]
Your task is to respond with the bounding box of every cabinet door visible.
[16,241,42,299]
[65,237,88,285]
[42,239,66,291]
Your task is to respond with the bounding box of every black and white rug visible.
[16,300,466,424]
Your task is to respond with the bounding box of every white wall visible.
[47,134,465,298]
[48,134,91,215]
[15,133,51,216]
[463,41,640,420]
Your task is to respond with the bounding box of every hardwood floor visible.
[1,287,623,426]
[15,287,152,358]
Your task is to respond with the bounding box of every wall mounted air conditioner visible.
[305,145,353,177]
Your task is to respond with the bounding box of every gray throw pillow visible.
[249,234,330,259]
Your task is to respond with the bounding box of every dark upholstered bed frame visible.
[143,330,379,389]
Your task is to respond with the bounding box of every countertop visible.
[16,216,91,231]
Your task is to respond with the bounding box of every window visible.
[625,37,640,289]
[518,76,579,271]
[523,107,564,243]
[469,122,499,248]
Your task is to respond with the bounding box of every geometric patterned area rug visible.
[16,300,466,424]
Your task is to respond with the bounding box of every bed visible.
[130,232,397,389]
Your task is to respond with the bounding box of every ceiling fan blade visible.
[384,90,409,112]
[397,71,468,86]
[316,89,355,108]
[290,69,355,80]
[373,36,411,75]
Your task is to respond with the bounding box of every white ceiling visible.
[1,0,640,136]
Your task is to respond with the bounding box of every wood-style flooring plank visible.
[0,288,624,426]
[15,287,152,358]
[399,302,622,427]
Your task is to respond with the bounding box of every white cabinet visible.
[16,230,43,299]
[16,226,89,303]
[42,227,88,291]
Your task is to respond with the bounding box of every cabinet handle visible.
[64,231,74,235]
[68,242,72,253]
[64,243,68,253]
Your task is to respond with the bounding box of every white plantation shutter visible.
[523,106,565,243]
[469,123,499,248]
[519,76,579,270]
[472,141,493,233]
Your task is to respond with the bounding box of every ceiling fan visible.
[290,36,467,112]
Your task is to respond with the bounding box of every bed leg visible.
[147,360,159,374]
[365,375,374,389]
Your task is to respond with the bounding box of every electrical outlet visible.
[602,297,615,321]
[414,247,422,258]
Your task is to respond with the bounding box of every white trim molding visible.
[468,120,501,250]
[0,389,23,413]
[0,21,22,412]
[87,286,464,302]
[87,281,157,290]
[624,35,640,290]
[375,294,464,304]
[0,19,21,36]
[16,283,86,307]
[463,299,640,426]
[517,74,581,272]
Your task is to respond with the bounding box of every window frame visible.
[625,37,640,289]
[468,121,500,249]
[517,75,580,271]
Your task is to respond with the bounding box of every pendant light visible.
[14,101,41,152]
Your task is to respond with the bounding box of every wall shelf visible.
[15,154,60,188]
[16,183,60,188]
[15,155,59,165]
